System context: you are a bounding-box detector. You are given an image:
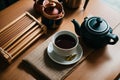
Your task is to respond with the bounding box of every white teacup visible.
[52,30,79,57]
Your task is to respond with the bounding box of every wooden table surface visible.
[0,0,120,80]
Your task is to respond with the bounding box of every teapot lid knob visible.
[94,18,102,28]
[97,18,102,23]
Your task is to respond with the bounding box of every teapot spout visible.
[71,19,81,36]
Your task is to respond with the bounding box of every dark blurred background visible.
[0,0,18,11]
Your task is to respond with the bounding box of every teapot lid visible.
[86,17,109,35]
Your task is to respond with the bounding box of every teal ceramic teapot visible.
[72,17,119,48]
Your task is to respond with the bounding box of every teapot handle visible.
[106,32,119,45]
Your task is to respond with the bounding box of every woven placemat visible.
[22,35,88,80]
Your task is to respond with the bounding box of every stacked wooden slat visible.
[0,12,47,63]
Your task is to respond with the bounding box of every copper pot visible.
[33,0,65,29]
[41,0,65,29]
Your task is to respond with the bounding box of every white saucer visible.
[47,42,83,65]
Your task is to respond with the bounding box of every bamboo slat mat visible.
[0,12,47,63]
[23,35,90,80]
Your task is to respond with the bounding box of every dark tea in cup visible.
[55,34,76,49]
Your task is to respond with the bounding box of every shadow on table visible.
[86,46,111,65]
[0,56,9,72]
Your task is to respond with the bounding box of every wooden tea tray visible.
[0,12,47,63]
